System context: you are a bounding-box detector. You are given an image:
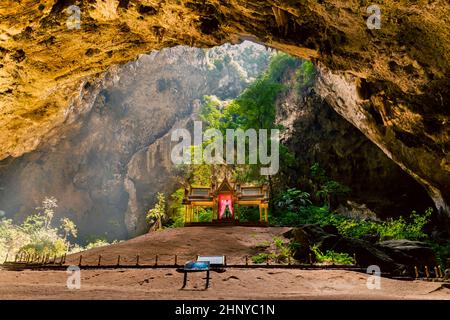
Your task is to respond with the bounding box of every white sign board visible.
[197,256,225,265]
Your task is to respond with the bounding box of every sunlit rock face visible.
[0,43,271,240]
[0,0,449,215]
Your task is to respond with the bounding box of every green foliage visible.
[168,188,186,228]
[277,188,312,212]
[251,253,271,264]
[311,245,355,265]
[146,192,167,231]
[295,60,316,89]
[310,163,351,207]
[255,240,271,249]
[275,200,432,242]
[272,236,291,262]
[225,77,282,131]
[272,184,432,242]
[321,208,432,241]
[0,197,78,261]
[85,238,112,250]
[0,198,125,261]
[428,241,450,269]
[60,217,77,240]
[376,208,432,240]
[198,208,213,222]
[251,236,294,264]
[80,235,119,251]
[19,238,67,257]
[267,53,300,82]
[238,206,260,222]
[198,52,298,184]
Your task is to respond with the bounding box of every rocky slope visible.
[0,0,448,216]
[0,42,271,240]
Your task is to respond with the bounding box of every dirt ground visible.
[1,227,449,300]
[64,226,292,266]
[0,268,449,300]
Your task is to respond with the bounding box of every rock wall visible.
[0,43,271,240]
[0,0,448,216]
[276,68,436,219]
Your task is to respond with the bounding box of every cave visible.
[0,40,438,241]
[1,1,448,218]
[0,0,449,301]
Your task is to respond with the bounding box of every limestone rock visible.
[0,0,448,216]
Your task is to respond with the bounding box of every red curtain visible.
[218,194,234,219]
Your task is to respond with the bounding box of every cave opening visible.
[0,40,437,248]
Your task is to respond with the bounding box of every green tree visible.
[37,196,58,229]
[146,193,166,231]
[310,163,350,208]
[60,217,78,241]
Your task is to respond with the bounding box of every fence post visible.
[438,265,443,278]
[288,255,291,266]
[414,266,419,279]
[78,255,83,267]
[63,253,67,264]
[224,255,227,267]
[353,253,357,266]
[425,266,430,279]
[174,255,178,266]
[434,266,439,279]
[4,253,8,263]
[136,255,140,266]
[155,254,158,266]
[309,253,313,265]
[245,256,248,266]
[117,255,121,267]
[266,255,269,266]
[98,255,102,267]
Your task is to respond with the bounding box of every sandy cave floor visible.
[1,227,449,300]
[0,268,450,300]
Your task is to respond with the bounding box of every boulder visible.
[331,237,404,273]
[376,240,437,269]
[283,225,339,261]
[286,225,438,275]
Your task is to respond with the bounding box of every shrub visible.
[251,253,271,264]
[239,206,260,222]
[0,197,79,261]
[311,245,355,265]
[146,192,166,231]
[251,237,294,264]
[277,188,312,212]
